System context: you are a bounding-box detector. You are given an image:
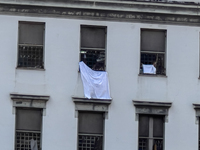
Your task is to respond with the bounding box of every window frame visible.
[10,93,49,150]
[78,111,105,150]
[72,97,112,150]
[140,29,167,76]
[199,117,200,150]
[80,25,107,71]
[199,32,200,79]
[17,21,45,70]
[138,114,165,150]
[133,100,172,150]
[15,107,43,150]
[193,104,200,150]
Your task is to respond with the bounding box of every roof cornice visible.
[1,0,200,26]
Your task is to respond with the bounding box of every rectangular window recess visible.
[80,25,107,71]
[78,112,104,150]
[18,21,45,69]
[140,29,166,75]
[193,104,200,150]
[139,115,164,150]
[15,108,42,150]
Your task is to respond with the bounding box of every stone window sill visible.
[139,74,167,78]
[16,67,45,71]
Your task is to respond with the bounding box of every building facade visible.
[0,0,200,150]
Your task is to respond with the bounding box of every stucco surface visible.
[0,13,199,150]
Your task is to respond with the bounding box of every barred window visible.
[80,26,106,71]
[199,118,200,150]
[140,29,166,75]
[139,115,164,150]
[78,112,104,150]
[15,108,42,150]
[18,22,45,69]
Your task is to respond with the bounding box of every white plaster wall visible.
[0,14,200,150]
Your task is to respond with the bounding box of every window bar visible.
[139,138,147,150]
[141,53,165,75]
[78,134,103,150]
[16,130,41,150]
[141,51,165,54]
[80,49,105,71]
[18,45,43,68]
[153,139,163,150]
[81,47,105,51]
[24,132,25,149]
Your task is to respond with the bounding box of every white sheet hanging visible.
[79,61,111,99]
[30,139,38,150]
[143,64,156,74]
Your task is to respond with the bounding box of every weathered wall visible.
[0,7,200,150]
[1,0,200,3]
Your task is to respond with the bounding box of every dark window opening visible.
[140,29,166,75]
[78,112,104,150]
[139,115,164,150]
[18,22,45,69]
[80,26,106,71]
[15,108,42,150]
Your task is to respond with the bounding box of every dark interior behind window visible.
[80,26,106,71]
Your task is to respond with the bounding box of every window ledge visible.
[193,103,200,109]
[16,67,45,71]
[72,96,112,104]
[133,100,172,108]
[138,74,167,78]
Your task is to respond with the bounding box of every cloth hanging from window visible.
[79,61,111,99]
[30,139,38,150]
[142,64,156,74]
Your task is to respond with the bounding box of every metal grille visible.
[78,134,103,150]
[80,50,105,71]
[153,139,163,150]
[18,44,44,69]
[139,138,147,150]
[139,138,163,150]
[15,131,41,150]
[141,53,165,75]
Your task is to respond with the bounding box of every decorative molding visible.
[133,100,172,107]
[72,96,112,103]
[10,93,49,100]
[72,97,112,119]
[10,93,49,110]
[1,1,200,26]
[133,100,172,122]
